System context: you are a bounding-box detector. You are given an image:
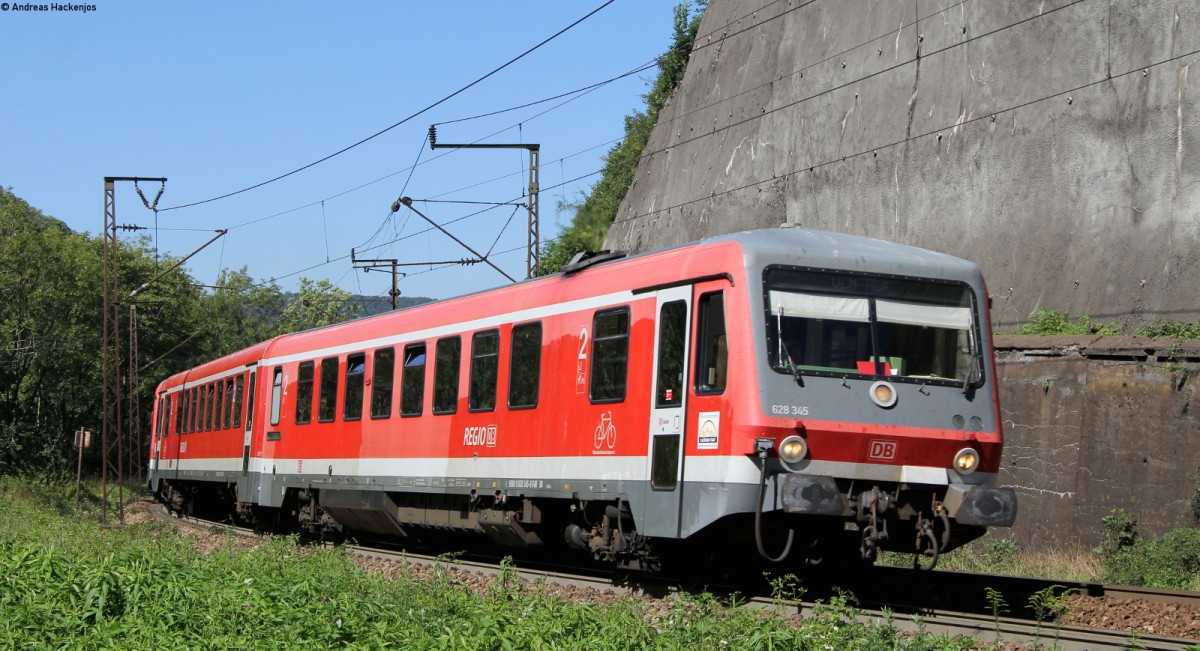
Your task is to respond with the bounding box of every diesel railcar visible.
[148,227,1016,571]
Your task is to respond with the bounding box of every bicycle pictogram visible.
[593,411,616,450]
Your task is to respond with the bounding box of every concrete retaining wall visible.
[606,0,1200,332]
[995,336,1200,549]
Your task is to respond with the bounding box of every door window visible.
[696,292,728,394]
[656,301,686,408]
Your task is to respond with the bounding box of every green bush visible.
[1019,307,1120,336]
[1095,508,1139,555]
[1135,321,1200,339]
[1101,527,1200,590]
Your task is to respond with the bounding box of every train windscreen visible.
[764,268,981,386]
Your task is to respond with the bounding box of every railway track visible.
[818,565,1174,616]
[148,502,1198,649]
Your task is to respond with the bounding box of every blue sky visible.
[0,1,685,300]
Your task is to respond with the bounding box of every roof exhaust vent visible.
[562,249,627,275]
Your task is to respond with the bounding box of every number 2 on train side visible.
[575,326,589,395]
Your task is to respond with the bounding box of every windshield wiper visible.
[777,307,803,387]
[782,348,804,388]
[962,305,981,394]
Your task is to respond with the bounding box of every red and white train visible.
[149,227,1015,571]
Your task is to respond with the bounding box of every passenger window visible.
[215,382,224,431]
[201,384,211,432]
[233,374,245,429]
[344,353,366,421]
[295,361,315,425]
[155,396,167,439]
[469,330,499,412]
[223,377,235,429]
[179,390,189,434]
[696,292,728,394]
[433,337,461,414]
[318,357,339,423]
[590,308,630,403]
[175,392,185,434]
[214,382,225,430]
[370,348,395,419]
[216,379,226,429]
[508,322,542,409]
[205,383,216,431]
[197,384,206,432]
[190,387,200,433]
[245,371,257,431]
[401,343,426,417]
[270,367,283,427]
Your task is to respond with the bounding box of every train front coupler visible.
[856,486,891,561]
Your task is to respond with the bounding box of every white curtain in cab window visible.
[769,291,869,322]
[875,299,970,329]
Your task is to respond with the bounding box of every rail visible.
[146,501,1198,649]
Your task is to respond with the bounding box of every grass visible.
[1014,307,1200,341]
[881,535,1103,583]
[0,478,993,651]
[12,478,1197,649]
[883,517,1200,593]
[1017,308,1120,336]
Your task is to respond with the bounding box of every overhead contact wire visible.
[158,0,617,213]
[227,85,637,232]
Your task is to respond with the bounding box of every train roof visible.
[296,226,978,331]
[157,338,275,390]
[704,226,982,283]
[155,226,984,390]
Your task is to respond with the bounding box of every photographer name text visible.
[3,3,99,13]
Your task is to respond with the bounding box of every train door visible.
[641,285,692,538]
[158,392,176,474]
[171,385,188,482]
[152,394,166,474]
[242,367,257,475]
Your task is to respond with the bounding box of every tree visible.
[202,267,287,357]
[0,188,106,473]
[0,187,373,477]
[0,189,210,474]
[538,2,705,274]
[275,277,362,333]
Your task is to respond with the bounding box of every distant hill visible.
[349,294,435,317]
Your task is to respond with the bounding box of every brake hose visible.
[755,450,794,562]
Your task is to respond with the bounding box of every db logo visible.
[868,440,897,461]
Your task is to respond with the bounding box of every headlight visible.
[869,381,898,408]
[777,435,807,463]
[953,447,979,474]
